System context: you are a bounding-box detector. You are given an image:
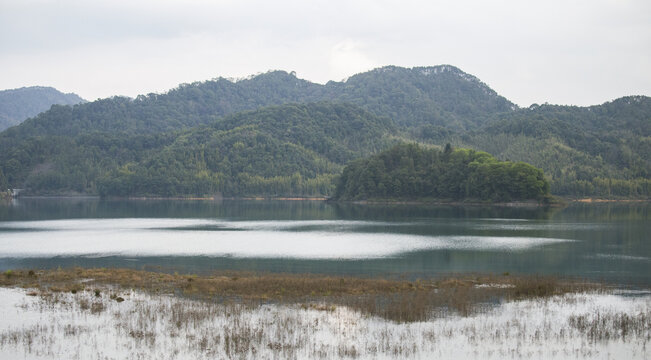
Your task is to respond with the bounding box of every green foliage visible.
[451,96,651,197]
[0,86,84,131]
[335,143,550,202]
[4,66,512,138]
[0,67,647,199]
[328,65,514,130]
[0,103,392,197]
[95,103,392,197]
[0,132,176,195]
[0,167,7,190]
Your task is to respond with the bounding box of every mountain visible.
[0,86,85,131]
[0,103,394,196]
[0,66,647,199]
[97,102,395,197]
[327,65,515,129]
[3,65,514,138]
[452,96,650,197]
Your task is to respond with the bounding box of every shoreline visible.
[342,199,558,207]
[10,195,650,206]
[573,198,650,203]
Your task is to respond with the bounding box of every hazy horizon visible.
[2,65,649,108]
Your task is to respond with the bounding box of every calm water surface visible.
[0,198,648,285]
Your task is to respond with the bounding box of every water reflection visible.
[0,199,649,285]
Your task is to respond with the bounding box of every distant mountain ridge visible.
[4,65,515,137]
[327,65,515,129]
[0,86,85,131]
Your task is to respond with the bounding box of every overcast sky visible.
[1,0,649,106]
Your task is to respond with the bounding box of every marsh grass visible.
[0,287,648,360]
[0,268,605,322]
[569,311,651,342]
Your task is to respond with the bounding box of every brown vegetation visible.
[1,268,607,322]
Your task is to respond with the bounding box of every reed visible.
[0,287,647,360]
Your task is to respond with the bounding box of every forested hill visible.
[335,143,550,202]
[326,65,515,129]
[455,96,650,197]
[97,103,395,197]
[3,65,514,138]
[0,86,85,131]
[0,65,648,199]
[0,103,394,197]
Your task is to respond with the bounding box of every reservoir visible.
[0,198,649,285]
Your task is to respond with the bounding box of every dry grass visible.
[569,311,651,342]
[0,273,648,360]
[1,268,609,323]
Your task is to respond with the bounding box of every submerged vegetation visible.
[0,268,648,359]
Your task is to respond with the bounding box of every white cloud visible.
[329,40,379,81]
[0,0,649,106]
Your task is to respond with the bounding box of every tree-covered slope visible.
[0,86,85,131]
[97,103,395,197]
[0,132,177,194]
[328,65,515,129]
[453,96,651,197]
[0,67,647,199]
[2,65,514,138]
[335,143,550,202]
[0,103,395,196]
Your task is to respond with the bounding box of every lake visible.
[0,198,649,285]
